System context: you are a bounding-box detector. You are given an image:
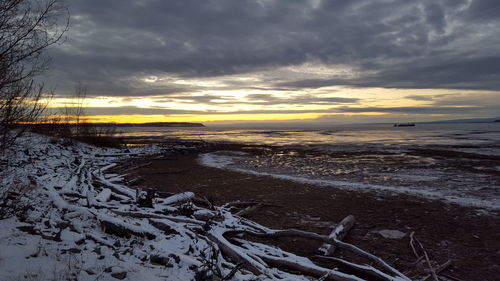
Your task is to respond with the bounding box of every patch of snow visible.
[95,188,112,202]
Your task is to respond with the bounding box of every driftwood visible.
[440,273,464,281]
[261,255,361,281]
[410,231,438,281]
[314,255,397,281]
[34,143,416,281]
[319,215,355,256]
[161,192,194,205]
[111,210,204,225]
[206,232,264,276]
[421,260,452,281]
[148,219,180,236]
[226,228,410,280]
[85,233,115,247]
[86,190,97,208]
[235,203,263,217]
[97,214,156,240]
[97,178,136,199]
[224,201,260,208]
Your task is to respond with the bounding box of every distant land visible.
[103,122,205,127]
[418,117,500,124]
[31,122,205,128]
[209,117,500,127]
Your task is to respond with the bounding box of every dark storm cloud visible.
[277,56,500,90]
[466,0,500,22]
[46,0,500,95]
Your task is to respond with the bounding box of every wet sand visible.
[120,146,500,280]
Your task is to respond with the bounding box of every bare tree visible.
[0,0,68,149]
[58,82,87,139]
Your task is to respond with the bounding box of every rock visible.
[75,237,85,245]
[168,253,180,263]
[150,254,169,265]
[66,248,81,253]
[111,271,127,280]
[377,229,407,239]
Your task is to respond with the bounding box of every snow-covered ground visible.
[0,134,410,281]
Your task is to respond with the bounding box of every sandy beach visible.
[119,144,500,281]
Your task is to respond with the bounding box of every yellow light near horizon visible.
[40,86,500,125]
[76,112,387,124]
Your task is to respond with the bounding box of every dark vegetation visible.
[26,83,124,148]
[0,0,122,149]
[0,0,68,150]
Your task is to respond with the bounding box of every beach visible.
[1,125,499,280]
[120,140,500,281]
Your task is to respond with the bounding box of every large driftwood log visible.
[314,255,397,281]
[206,232,265,276]
[112,210,205,225]
[161,192,195,205]
[96,213,156,239]
[226,228,410,280]
[319,215,356,256]
[96,178,136,199]
[260,255,365,281]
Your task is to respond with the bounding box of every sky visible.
[44,0,500,125]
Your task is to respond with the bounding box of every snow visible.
[95,188,112,202]
[0,134,412,281]
[0,135,300,281]
[161,191,194,205]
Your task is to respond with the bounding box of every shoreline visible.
[198,151,500,211]
[122,145,500,281]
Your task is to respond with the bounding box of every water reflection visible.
[116,123,500,152]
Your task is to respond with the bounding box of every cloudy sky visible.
[44,0,500,124]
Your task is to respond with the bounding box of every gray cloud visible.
[151,93,360,106]
[53,106,338,116]
[336,106,499,115]
[52,104,499,118]
[43,0,500,97]
[48,106,200,115]
[244,94,359,105]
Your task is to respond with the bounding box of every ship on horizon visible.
[393,123,415,127]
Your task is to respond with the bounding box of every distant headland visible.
[30,122,205,128]
[103,122,205,127]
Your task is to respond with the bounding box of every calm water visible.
[120,123,500,209]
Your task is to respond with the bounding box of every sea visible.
[117,123,500,210]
